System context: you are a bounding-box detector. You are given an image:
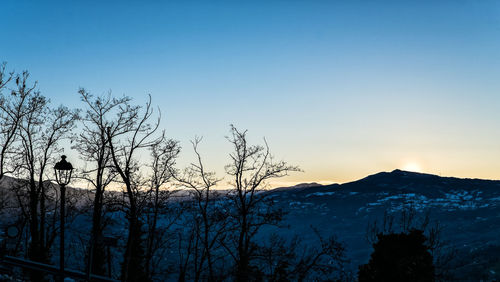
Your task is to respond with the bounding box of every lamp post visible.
[54,155,73,282]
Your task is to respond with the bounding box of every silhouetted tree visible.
[0,66,30,180]
[144,137,180,279]
[173,137,228,281]
[366,207,456,280]
[74,89,130,276]
[11,74,78,280]
[0,66,353,282]
[106,94,163,281]
[358,229,435,282]
[222,125,301,281]
[258,230,347,281]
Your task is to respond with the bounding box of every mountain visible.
[266,169,500,279]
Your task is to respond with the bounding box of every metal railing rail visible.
[0,255,119,282]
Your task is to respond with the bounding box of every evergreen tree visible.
[359,229,435,282]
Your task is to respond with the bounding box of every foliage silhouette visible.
[358,229,435,282]
[0,62,348,281]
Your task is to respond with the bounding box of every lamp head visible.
[54,155,73,185]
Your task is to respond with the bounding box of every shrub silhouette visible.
[358,229,435,282]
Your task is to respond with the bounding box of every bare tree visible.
[173,137,229,281]
[257,231,347,281]
[176,211,197,282]
[222,125,301,280]
[10,77,78,280]
[293,229,348,281]
[0,62,12,90]
[74,88,133,276]
[0,68,32,180]
[144,137,180,279]
[106,94,163,281]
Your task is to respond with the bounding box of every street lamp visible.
[54,155,73,282]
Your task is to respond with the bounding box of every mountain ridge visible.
[273,169,500,196]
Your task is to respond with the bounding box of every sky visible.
[1,1,500,186]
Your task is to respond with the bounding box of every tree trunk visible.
[90,186,106,276]
[121,184,148,282]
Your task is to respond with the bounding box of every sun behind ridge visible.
[402,162,422,173]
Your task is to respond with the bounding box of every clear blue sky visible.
[1,1,500,185]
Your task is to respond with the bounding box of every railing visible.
[0,255,119,282]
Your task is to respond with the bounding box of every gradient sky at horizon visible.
[1,1,500,186]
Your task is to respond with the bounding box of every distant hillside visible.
[266,169,500,280]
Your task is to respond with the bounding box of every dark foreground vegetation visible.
[0,63,459,281]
